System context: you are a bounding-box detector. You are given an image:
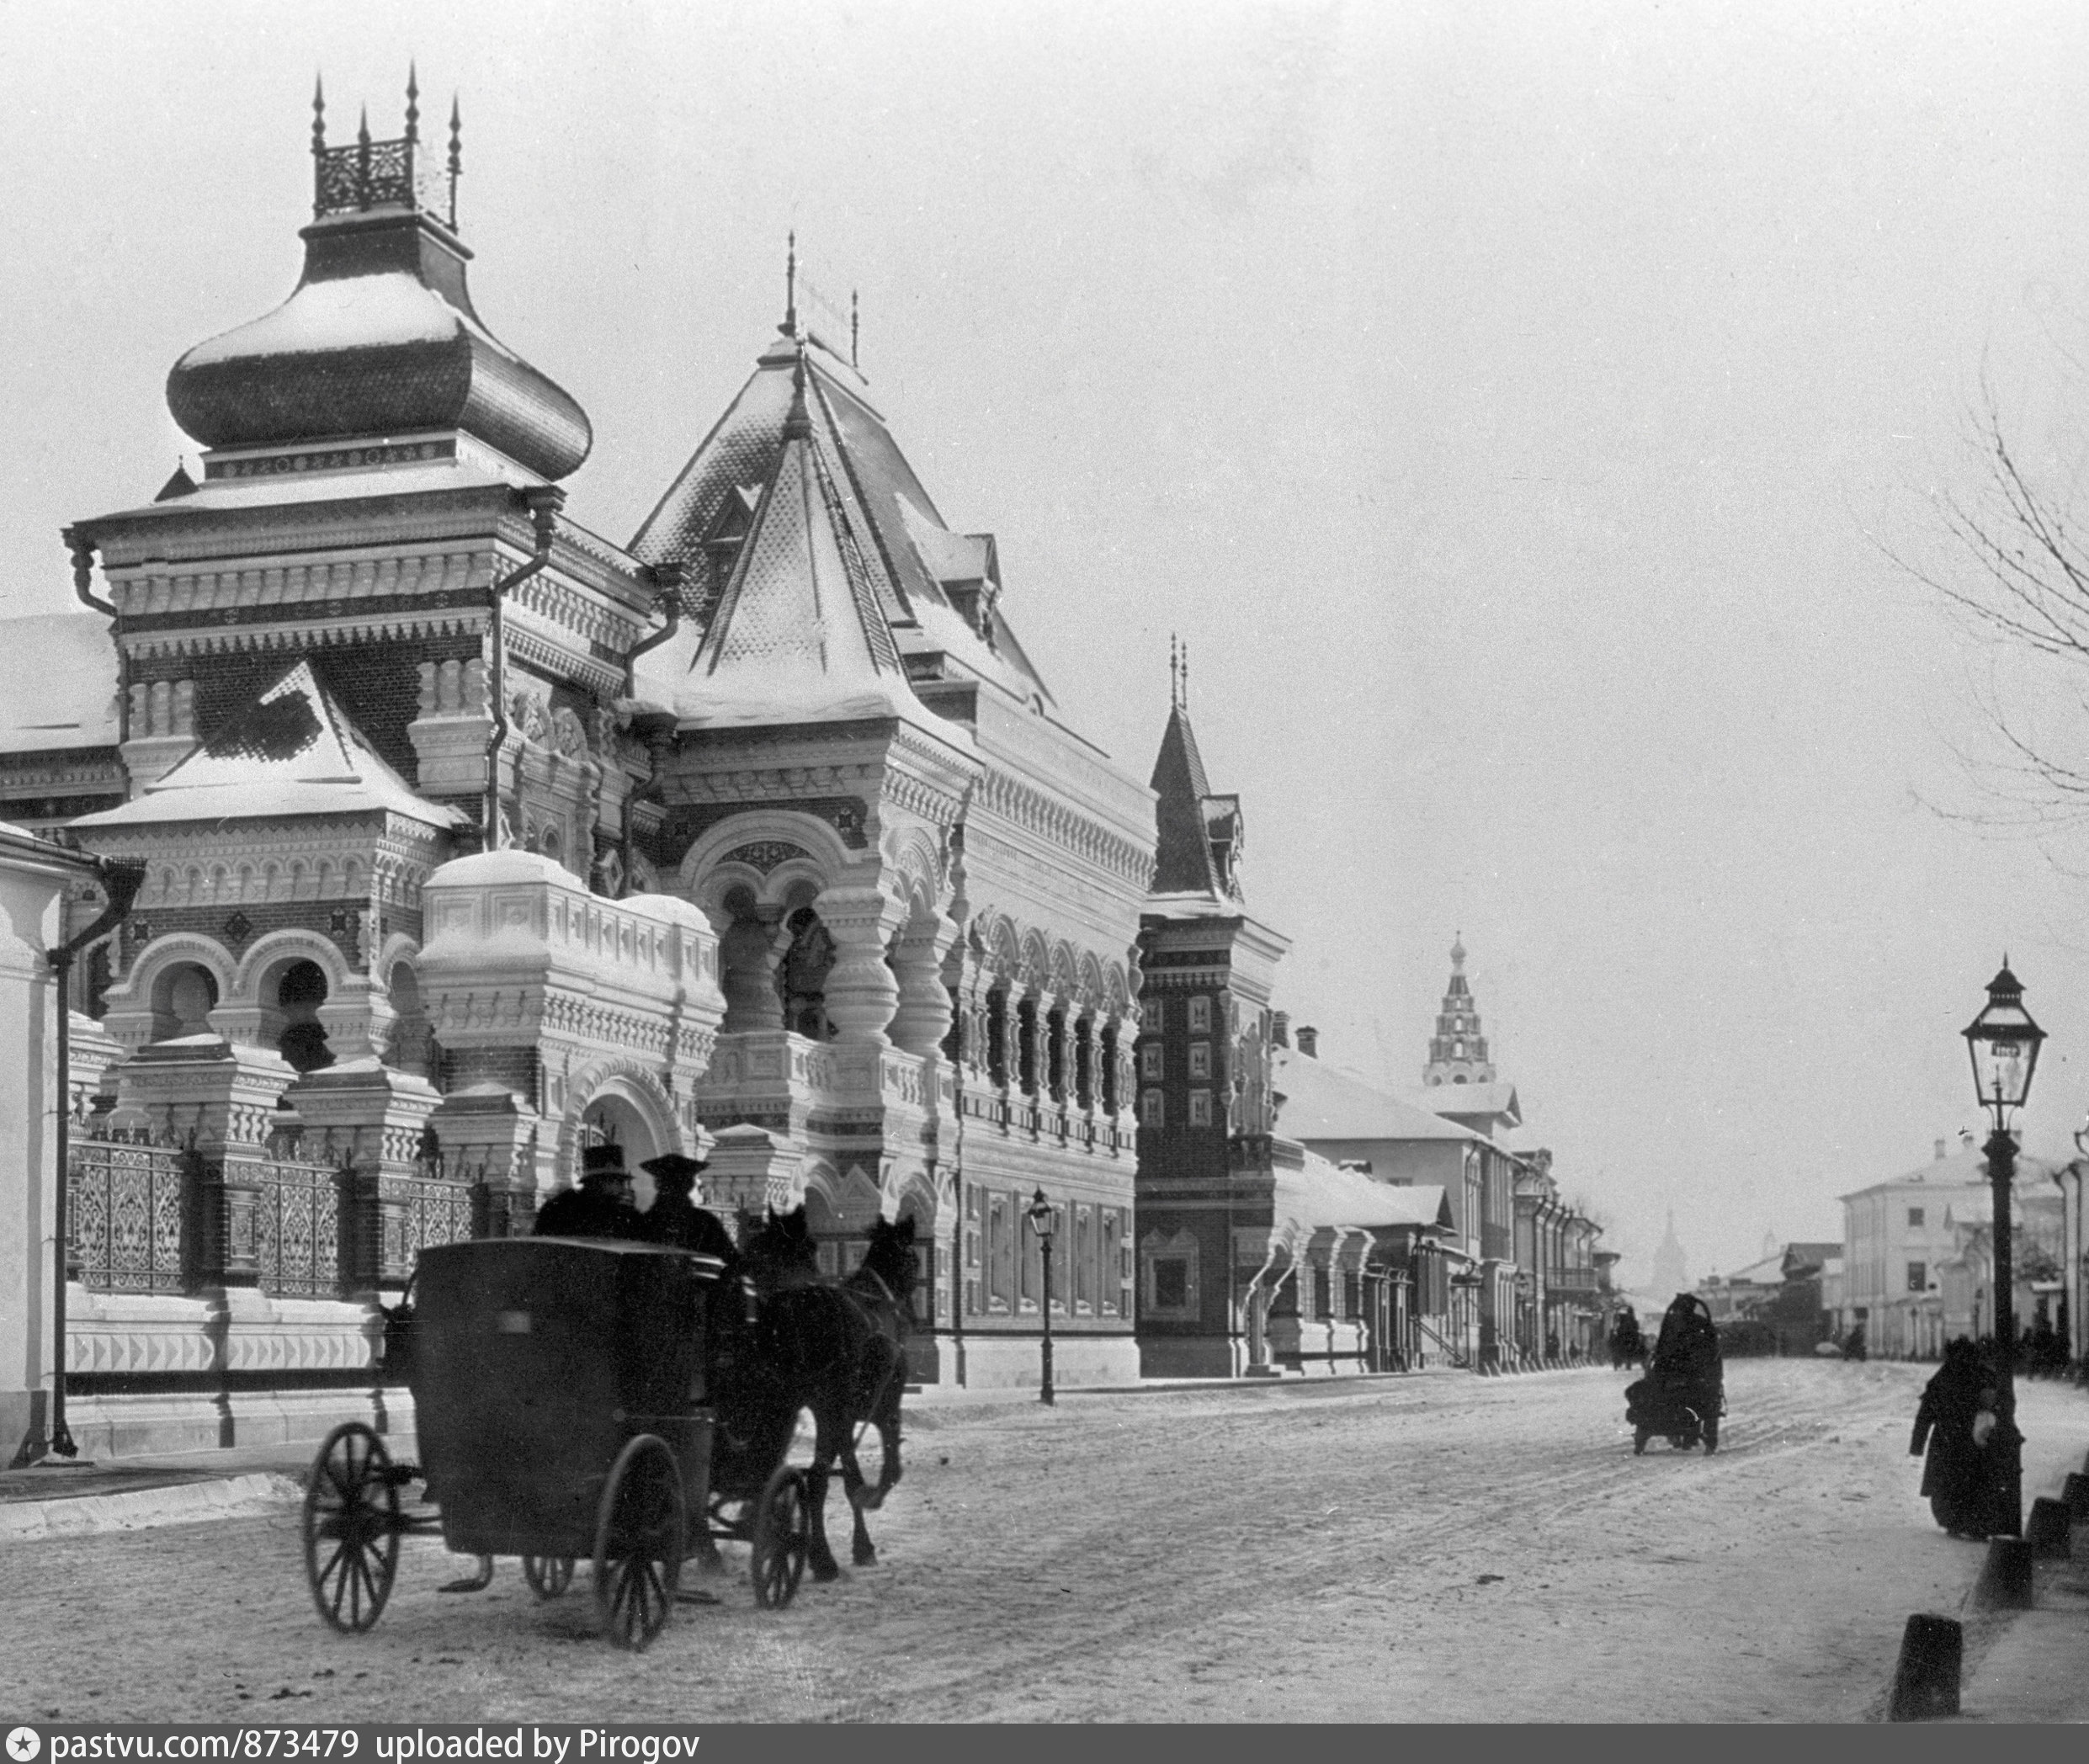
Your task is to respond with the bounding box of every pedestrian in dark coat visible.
[1910,1336,1989,1536]
[533,1143,642,1239]
[635,1153,740,1267]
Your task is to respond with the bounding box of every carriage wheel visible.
[524,1554,575,1601]
[303,1422,401,1634]
[593,1435,685,1651]
[750,1466,809,1610]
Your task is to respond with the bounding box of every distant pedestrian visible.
[1910,1337,1987,1537]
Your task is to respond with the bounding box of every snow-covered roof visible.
[71,659,460,831]
[163,195,592,481]
[1407,1080,1523,1131]
[631,328,1053,709]
[656,355,965,749]
[1273,1046,1480,1145]
[87,454,520,524]
[1289,1151,1454,1233]
[0,614,119,753]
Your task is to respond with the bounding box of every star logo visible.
[8,1729,41,1762]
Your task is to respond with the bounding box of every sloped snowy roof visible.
[631,330,1053,709]
[665,361,965,748]
[1407,1081,1523,1130]
[1273,1047,1480,1145]
[71,659,460,830]
[0,614,120,753]
[1289,1151,1455,1232]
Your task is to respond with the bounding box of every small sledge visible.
[1625,1293,1725,1456]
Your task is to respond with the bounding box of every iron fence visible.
[67,1132,194,1294]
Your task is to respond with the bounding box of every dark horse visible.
[725,1207,912,1579]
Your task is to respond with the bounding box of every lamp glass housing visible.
[1026,1186,1056,1241]
[1964,965,2045,1113]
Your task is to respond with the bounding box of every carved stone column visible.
[285,1061,443,1294]
[316,977,397,1065]
[109,1038,296,1288]
[718,907,787,1033]
[890,910,958,1058]
[813,885,901,1048]
[704,1124,805,1237]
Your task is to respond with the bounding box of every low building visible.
[1838,1136,2060,1359]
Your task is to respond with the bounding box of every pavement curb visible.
[0,1472,305,1540]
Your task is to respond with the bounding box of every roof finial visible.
[782,344,813,441]
[311,74,327,158]
[1180,640,1188,709]
[405,62,420,142]
[783,231,799,337]
[448,93,463,177]
[851,289,859,369]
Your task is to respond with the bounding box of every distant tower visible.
[1650,1209,1689,1295]
[1423,934,1495,1087]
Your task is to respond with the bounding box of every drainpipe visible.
[42,855,147,1462]
[481,486,566,851]
[63,529,127,748]
[623,560,687,694]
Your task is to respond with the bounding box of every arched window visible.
[776,906,836,1040]
[150,960,220,1041]
[274,959,334,1074]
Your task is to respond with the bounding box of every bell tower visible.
[1424,934,1495,1087]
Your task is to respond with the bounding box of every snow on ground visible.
[3,1360,2080,1723]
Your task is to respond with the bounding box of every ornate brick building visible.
[2,86,1154,1455]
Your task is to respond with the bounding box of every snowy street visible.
[6,1360,2081,1724]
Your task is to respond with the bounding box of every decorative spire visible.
[782,346,812,441]
[782,231,799,337]
[1168,635,1188,710]
[405,62,420,143]
[448,93,462,179]
[311,75,327,159]
[1451,931,1466,970]
[851,289,859,369]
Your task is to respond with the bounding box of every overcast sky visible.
[13,0,2089,1282]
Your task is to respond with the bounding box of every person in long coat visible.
[635,1153,740,1266]
[532,1143,643,1239]
[1910,1336,1989,1537]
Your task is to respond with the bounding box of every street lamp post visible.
[1026,1187,1057,1405]
[1963,958,2046,1538]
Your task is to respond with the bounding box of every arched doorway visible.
[577,1086,663,1171]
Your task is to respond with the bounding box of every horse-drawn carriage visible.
[301,1212,913,1650]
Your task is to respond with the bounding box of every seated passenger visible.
[532,1143,643,1239]
[635,1152,740,1267]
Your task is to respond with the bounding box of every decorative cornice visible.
[978,765,1152,889]
[122,611,488,662]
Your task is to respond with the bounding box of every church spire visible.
[1424,934,1494,1087]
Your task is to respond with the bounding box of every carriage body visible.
[1626,1320,1726,1454]
[408,1237,725,1558]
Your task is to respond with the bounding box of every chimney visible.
[1295,1025,1319,1059]
[1934,1138,1946,1162]
[1271,1012,1290,1049]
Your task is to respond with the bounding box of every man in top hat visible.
[635,1151,739,1265]
[533,1143,643,1239]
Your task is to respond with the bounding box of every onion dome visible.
[164,77,591,481]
